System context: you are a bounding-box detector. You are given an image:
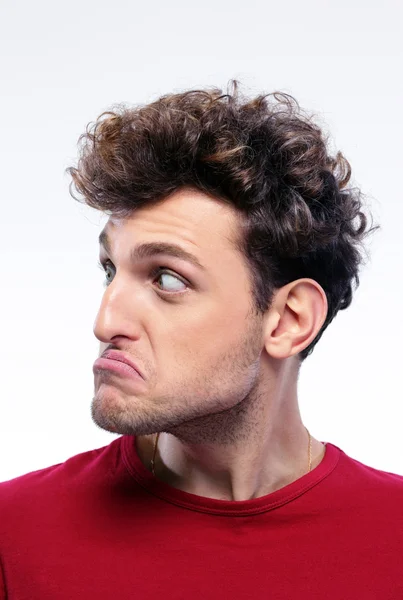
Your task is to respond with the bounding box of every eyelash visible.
[97,259,189,295]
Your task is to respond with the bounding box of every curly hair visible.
[68,82,377,360]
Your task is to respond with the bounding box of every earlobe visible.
[264,279,328,360]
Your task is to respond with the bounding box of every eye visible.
[98,259,114,286]
[98,261,188,294]
[154,270,188,293]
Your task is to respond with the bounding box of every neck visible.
[142,428,324,502]
[136,364,326,501]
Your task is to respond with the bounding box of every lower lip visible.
[93,358,144,381]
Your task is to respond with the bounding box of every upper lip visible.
[101,350,144,379]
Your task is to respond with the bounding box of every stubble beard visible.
[91,313,266,445]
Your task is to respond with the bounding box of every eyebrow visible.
[98,229,205,271]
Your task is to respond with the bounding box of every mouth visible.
[93,350,144,380]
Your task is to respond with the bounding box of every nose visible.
[93,279,142,344]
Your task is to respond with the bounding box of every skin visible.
[92,187,328,501]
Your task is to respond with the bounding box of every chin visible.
[90,392,155,437]
[91,391,127,433]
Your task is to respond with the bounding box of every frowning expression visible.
[92,188,265,438]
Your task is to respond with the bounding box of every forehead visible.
[103,188,243,257]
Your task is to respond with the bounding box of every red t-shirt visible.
[1,436,403,599]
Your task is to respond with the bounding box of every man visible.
[1,83,402,598]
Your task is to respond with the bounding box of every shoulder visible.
[333,443,403,506]
[0,436,124,511]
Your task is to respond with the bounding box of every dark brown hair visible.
[68,82,377,359]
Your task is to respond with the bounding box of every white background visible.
[0,0,402,481]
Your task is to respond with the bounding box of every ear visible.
[263,279,328,359]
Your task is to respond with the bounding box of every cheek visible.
[154,304,254,365]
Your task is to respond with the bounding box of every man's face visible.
[92,188,266,441]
